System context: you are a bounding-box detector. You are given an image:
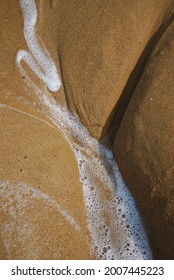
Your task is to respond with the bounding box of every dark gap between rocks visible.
[100,13,174,148]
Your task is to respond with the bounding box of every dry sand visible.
[0,0,174,259]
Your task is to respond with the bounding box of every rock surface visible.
[114,20,174,259]
[0,104,91,259]
[1,0,174,260]
[0,0,91,259]
[49,0,173,138]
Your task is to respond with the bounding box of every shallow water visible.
[13,0,152,259]
[0,180,82,258]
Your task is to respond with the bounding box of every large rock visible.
[1,0,174,260]
[38,0,174,138]
[0,1,92,259]
[0,104,91,259]
[114,20,174,259]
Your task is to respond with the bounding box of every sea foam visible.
[15,0,153,259]
[0,180,82,258]
[16,0,61,92]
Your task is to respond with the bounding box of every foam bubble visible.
[0,180,83,258]
[28,94,153,260]
[17,0,61,92]
[15,0,153,259]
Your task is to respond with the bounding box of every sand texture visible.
[0,0,174,260]
[0,0,91,260]
[46,0,174,139]
[114,20,174,259]
[0,106,92,259]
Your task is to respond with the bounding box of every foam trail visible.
[40,96,152,259]
[0,180,83,258]
[0,180,80,232]
[16,0,61,92]
[0,102,56,130]
[15,0,153,259]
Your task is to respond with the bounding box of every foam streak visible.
[15,0,153,259]
[0,180,82,258]
[16,0,61,92]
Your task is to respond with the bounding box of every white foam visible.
[16,0,61,92]
[15,0,153,259]
[0,180,81,231]
[0,102,56,130]
[39,96,152,259]
[0,180,81,257]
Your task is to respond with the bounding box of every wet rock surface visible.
[114,20,174,259]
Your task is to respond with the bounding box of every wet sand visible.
[0,0,174,259]
[0,0,91,260]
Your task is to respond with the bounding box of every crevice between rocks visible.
[100,13,174,147]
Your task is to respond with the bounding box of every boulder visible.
[51,0,173,138]
[114,20,174,259]
[0,104,91,259]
